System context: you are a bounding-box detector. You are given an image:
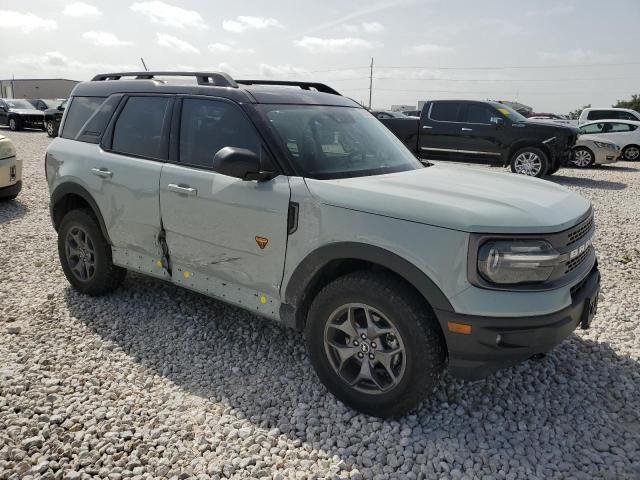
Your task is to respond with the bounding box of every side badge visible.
[255,236,269,249]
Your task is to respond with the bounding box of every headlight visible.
[478,240,562,284]
[593,141,614,149]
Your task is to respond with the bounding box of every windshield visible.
[490,103,528,123]
[6,99,33,109]
[259,105,423,179]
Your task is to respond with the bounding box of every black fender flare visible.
[281,242,453,330]
[50,182,112,244]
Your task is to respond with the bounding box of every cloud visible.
[222,16,283,33]
[257,64,310,78]
[82,31,133,47]
[537,49,617,64]
[7,51,136,75]
[526,4,574,17]
[62,2,101,17]
[208,42,255,55]
[156,33,200,54]
[294,36,374,53]
[343,22,384,33]
[130,1,207,29]
[0,10,57,33]
[403,44,454,55]
[305,0,413,34]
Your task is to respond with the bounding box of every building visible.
[0,79,79,99]
[390,104,415,112]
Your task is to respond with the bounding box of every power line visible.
[375,61,640,70]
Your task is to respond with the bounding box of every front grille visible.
[565,248,591,274]
[566,217,594,246]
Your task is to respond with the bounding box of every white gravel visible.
[1,130,639,480]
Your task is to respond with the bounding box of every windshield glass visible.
[491,103,528,123]
[6,99,33,109]
[259,105,423,179]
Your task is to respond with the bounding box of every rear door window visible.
[603,122,635,133]
[61,96,106,139]
[429,102,463,122]
[111,96,171,159]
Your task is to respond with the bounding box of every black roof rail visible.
[235,80,341,96]
[91,71,238,88]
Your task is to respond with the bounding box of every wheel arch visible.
[50,183,112,244]
[280,242,453,331]
[506,141,552,166]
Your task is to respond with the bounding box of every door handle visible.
[422,125,433,129]
[167,183,197,196]
[91,168,113,179]
[461,127,473,132]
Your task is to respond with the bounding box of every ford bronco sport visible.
[46,72,600,417]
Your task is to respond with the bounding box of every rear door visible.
[159,96,291,313]
[599,122,638,144]
[418,101,465,158]
[91,95,172,276]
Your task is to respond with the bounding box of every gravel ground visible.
[1,129,639,480]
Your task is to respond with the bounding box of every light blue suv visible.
[46,72,600,417]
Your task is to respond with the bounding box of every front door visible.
[0,100,8,126]
[455,103,504,162]
[159,97,291,314]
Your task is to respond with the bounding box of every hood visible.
[522,120,580,136]
[10,108,44,115]
[0,135,16,160]
[305,165,591,234]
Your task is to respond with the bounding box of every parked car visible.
[28,98,65,111]
[578,120,640,161]
[47,71,600,417]
[379,100,579,177]
[370,110,408,119]
[0,98,46,131]
[570,135,620,168]
[44,99,67,137]
[578,107,640,124]
[0,134,22,200]
[527,115,578,127]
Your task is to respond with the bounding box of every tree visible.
[568,104,590,120]
[613,94,640,111]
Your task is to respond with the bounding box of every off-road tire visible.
[46,120,58,137]
[305,271,446,418]
[509,146,549,178]
[58,209,126,296]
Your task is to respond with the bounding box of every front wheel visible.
[510,147,549,177]
[305,272,446,417]
[58,209,126,296]
[46,120,58,137]
[9,118,21,131]
[571,147,595,168]
[622,145,640,161]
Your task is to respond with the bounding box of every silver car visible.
[0,134,22,200]
[571,135,619,168]
[46,71,601,417]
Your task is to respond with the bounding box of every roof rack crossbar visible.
[235,80,341,96]
[91,71,238,88]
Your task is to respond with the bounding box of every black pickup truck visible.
[379,100,579,177]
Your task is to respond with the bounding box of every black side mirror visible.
[57,105,64,111]
[212,147,273,181]
[0,105,6,112]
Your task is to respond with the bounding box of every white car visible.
[579,120,640,161]
[571,135,619,168]
[0,134,21,200]
[528,115,579,127]
[578,107,640,125]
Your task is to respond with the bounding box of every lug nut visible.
[357,352,364,359]
[353,340,359,346]
[368,353,375,360]
[371,342,377,349]
[360,333,367,340]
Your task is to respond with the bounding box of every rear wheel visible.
[58,209,126,296]
[571,147,595,168]
[305,272,446,417]
[8,118,21,131]
[622,145,640,161]
[46,120,58,137]
[510,147,549,177]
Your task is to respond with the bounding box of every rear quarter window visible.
[61,97,106,139]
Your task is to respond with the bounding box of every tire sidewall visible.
[9,118,17,131]
[46,121,57,137]
[623,145,639,161]
[305,275,443,416]
[510,146,549,177]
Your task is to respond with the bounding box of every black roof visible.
[72,72,359,107]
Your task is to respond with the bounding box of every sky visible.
[2,0,640,114]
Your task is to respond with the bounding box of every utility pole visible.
[368,57,373,110]
[140,57,149,71]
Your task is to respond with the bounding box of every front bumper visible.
[0,180,22,199]
[592,147,619,165]
[435,264,600,380]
